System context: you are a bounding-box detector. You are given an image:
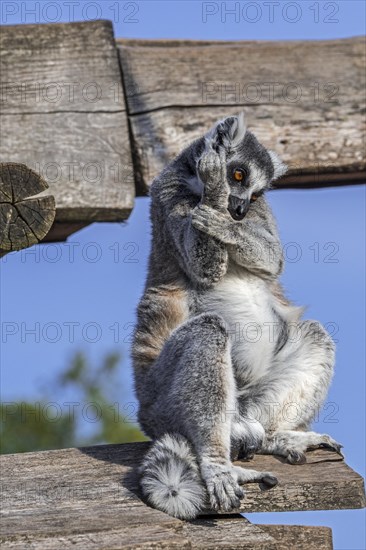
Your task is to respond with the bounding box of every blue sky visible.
[1,2,365,549]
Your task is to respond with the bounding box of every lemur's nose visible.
[228,196,250,221]
[236,204,246,218]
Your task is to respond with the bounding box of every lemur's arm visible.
[157,152,229,288]
[189,148,284,279]
[193,197,283,279]
[192,197,283,279]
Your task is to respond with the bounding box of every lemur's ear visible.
[206,112,247,151]
[268,150,288,180]
[227,112,247,147]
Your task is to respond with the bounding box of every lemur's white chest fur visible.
[201,264,299,387]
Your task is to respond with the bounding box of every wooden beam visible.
[0,21,134,230]
[0,442,364,547]
[118,37,366,194]
[235,450,366,513]
[0,442,361,548]
[0,516,281,549]
[0,163,55,255]
[183,516,278,549]
[0,514,335,550]
[260,524,333,550]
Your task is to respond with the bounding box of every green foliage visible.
[0,352,147,455]
[0,401,75,454]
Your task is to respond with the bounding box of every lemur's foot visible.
[307,434,344,456]
[287,435,343,464]
[200,461,278,512]
[260,430,343,465]
[200,462,243,512]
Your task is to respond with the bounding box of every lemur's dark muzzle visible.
[228,196,250,221]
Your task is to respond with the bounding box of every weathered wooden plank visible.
[183,517,277,549]
[0,520,335,550]
[119,38,365,113]
[1,22,123,115]
[0,517,278,549]
[0,514,334,550]
[0,163,55,254]
[260,524,333,550]
[0,443,364,535]
[0,112,134,222]
[236,451,366,513]
[118,37,366,193]
[0,21,134,225]
[0,445,277,548]
[0,528,188,550]
[1,442,363,548]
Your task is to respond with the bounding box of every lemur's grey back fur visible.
[132,114,340,519]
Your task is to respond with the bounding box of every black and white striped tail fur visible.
[139,433,206,519]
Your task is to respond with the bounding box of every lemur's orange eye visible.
[233,169,244,182]
[251,194,258,202]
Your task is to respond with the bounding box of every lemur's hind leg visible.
[239,320,341,464]
[141,313,277,512]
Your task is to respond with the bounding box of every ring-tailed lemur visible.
[132,113,341,520]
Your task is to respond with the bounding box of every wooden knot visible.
[0,163,56,254]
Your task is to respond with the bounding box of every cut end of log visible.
[0,163,56,253]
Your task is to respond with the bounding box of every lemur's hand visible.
[192,204,235,243]
[192,200,278,246]
[197,148,230,212]
[197,149,225,186]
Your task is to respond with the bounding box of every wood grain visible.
[0,163,55,254]
[0,519,334,550]
[260,524,333,550]
[0,517,278,549]
[0,442,364,547]
[118,37,366,193]
[0,21,134,224]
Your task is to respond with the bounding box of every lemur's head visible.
[204,113,287,220]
